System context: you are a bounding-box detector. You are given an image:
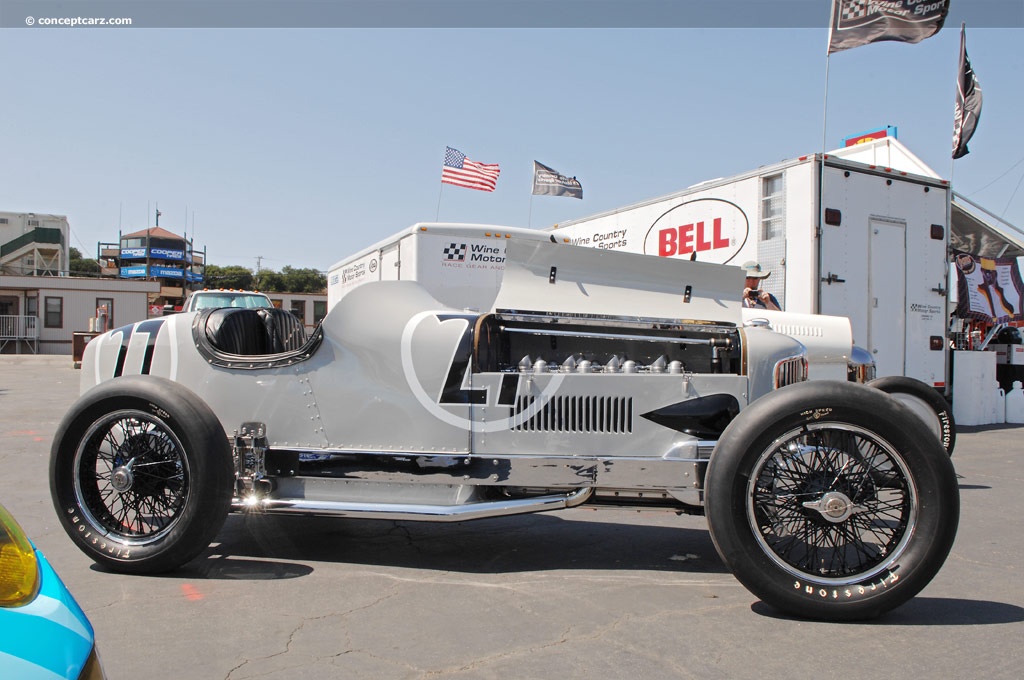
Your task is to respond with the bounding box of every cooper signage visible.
[643,198,749,264]
[151,248,184,260]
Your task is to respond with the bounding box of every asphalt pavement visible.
[2,355,1022,680]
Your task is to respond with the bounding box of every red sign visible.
[842,126,897,147]
[643,198,749,264]
[658,218,730,257]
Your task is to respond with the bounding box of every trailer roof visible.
[548,138,947,233]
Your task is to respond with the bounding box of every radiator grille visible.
[513,395,633,433]
[774,355,809,388]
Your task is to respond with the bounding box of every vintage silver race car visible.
[50,240,959,621]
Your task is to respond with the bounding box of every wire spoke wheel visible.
[748,423,916,585]
[75,410,190,544]
[705,381,959,621]
[51,376,234,573]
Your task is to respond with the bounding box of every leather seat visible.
[204,308,307,356]
[262,308,307,353]
[205,309,269,355]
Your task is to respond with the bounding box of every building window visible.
[26,297,37,317]
[314,300,327,325]
[44,297,63,328]
[0,218,8,224]
[28,219,39,226]
[761,174,785,241]
[290,299,306,322]
[96,298,114,330]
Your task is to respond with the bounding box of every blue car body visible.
[0,503,103,680]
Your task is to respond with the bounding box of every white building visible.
[1,210,162,355]
[0,273,159,355]
[0,211,69,277]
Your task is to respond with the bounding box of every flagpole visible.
[816,14,834,316]
[821,55,831,160]
[435,183,444,222]
[528,194,534,228]
[822,0,837,157]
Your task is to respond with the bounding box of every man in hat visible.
[742,260,781,311]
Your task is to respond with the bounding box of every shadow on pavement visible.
[90,556,315,581]
[169,511,727,580]
[750,597,1024,625]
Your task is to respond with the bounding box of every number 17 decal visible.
[401,311,560,432]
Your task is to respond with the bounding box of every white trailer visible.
[328,222,864,385]
[547,138,951,388]
[327,223,551,313]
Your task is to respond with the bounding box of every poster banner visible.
[953,251,1024,323]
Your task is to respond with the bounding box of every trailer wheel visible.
[868,376,955,456]
[705,381,958,621]
[50,376,233,574]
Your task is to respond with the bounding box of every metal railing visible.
[0,315,38,339]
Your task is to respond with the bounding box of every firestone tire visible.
[705,381,959,621]
[50,376,234,574]
[868,376,956,456]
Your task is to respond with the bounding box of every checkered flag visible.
[839,0,867,21]
[828,0,948,55]
[443,243,467,262]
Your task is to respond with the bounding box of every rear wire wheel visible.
[51,376,233,574]
[705,381,959,621]
[75,410,190,545]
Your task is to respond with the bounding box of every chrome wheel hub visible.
[111,458,135,491]
[802,491,864,524]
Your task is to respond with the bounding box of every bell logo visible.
[659,218,729,257]
[643,197,749,265]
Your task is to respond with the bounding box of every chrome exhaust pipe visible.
[232,487,594,521]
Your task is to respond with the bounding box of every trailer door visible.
[868,217,907,376]
[380,242,401,281]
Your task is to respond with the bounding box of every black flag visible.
[953,24,983,160]
[532,161,583,199]
[828,0,948,54]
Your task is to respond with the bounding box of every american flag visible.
[441,147,500,192]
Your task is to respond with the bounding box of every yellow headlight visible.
[0,502,41,607]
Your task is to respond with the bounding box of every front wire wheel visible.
[868,375,956,456]
[74,410,190,546]
[748,423,916,587]
[705,381,959,621]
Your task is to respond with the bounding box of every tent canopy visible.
[952,194,1024,259]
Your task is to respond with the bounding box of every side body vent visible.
[513,395,633,434]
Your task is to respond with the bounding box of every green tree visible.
[200,263,327,293]
[69,247,101,276]
[203,264,254,290]
[254,268,285,292]
[280,266,327,293]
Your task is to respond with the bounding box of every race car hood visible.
[741,308,855,381]
[493,240,743,326]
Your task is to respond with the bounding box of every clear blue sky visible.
[2,13,1022,273]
